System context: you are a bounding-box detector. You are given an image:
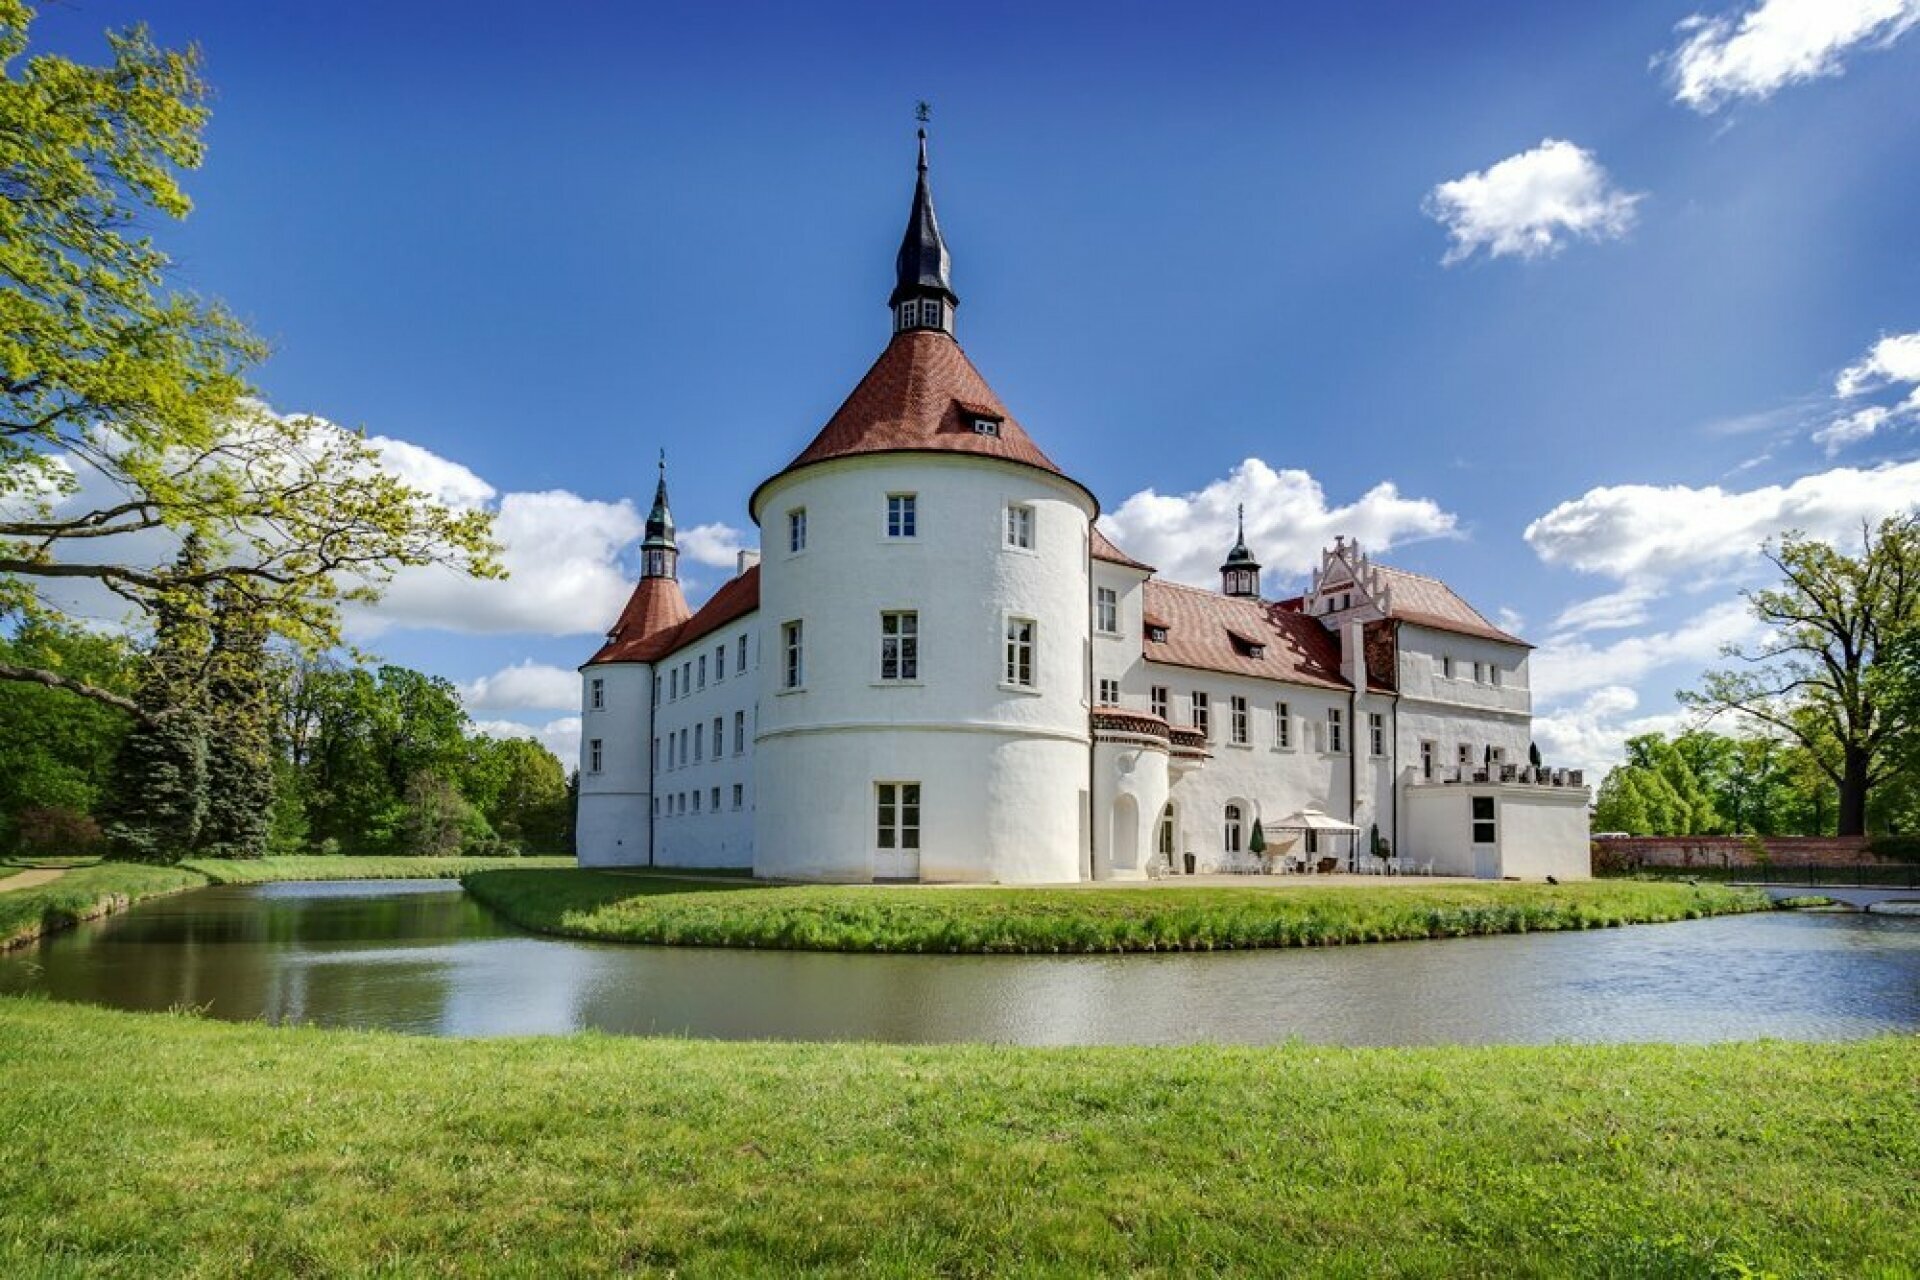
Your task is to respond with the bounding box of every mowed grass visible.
[1,855,575,949]
[463,869,1771,954]
[0,999,1913,1277]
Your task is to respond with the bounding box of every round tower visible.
[576,457,690,868]
[748,131,1098,883]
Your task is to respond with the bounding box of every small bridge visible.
[1735,882,1920,912]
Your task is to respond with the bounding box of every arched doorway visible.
[1223,803,1244,853]
[1157,803,1177,873]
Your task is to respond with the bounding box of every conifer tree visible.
[101,541,211,862]
[195,584,275,859]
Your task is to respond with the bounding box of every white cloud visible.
[1099,459,1458,588]
[1531,686,1694,779]
[678,521,753,569]
[1423,139,1643,266]
[460,660,580,712]
[1550,585,1658,634]
[365,434,496,507]
[1812,405,1893,454]
[351,488,644,639]
[1495,607,1526,635]
[1835,330,1920,396]
[1531,599,1764,705]
[1662,0,1920,113]
[1524,459,1920,583]
[469,715,582,767]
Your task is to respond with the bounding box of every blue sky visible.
[32,1,1920,772]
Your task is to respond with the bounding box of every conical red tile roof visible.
[584,575,691,666]
[750,330,1094,518]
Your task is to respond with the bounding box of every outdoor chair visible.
[1315,857,1339,875]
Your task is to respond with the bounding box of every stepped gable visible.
[1091,526,1154,572]
[751,331,1096,516]
[586,565,760,666]
[1374,564,1529,647]
[1141,579,1348,690]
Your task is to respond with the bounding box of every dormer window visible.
[919,299,943,327]
[1147,625,1169,643]
[973,417,1001,437]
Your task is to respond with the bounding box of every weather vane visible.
[915,101,931,125]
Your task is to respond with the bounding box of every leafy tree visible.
[1683,516,1920,836]
[399,771,489,859]
[0,2,498,720]
[0,618,132,846]
[462,735,570,852]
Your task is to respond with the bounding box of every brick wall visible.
[1592,835,1873,868]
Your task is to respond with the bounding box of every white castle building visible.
[577,133,1590,883]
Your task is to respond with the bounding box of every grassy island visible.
[461,869,1772,954]
[0,856,574,951]
[0,999,1912,1276]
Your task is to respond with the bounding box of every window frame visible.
[1150,685,1169,720]
[1191,691,1211,739]
[1094,585,1118,635]
[1326,707,1345,755]
[880,610,920,682]
[1223,803,1244,853]
[589,677,605,711]
[788,507,808,555]
[1097,677,1120,705]
[1369,711,1385,757]
[877,781,922,851]
[1471,795,1497,845]
[1003,616,1036,689]
[886,493,918,539]
[1274,701,1292,750]
[1230,695,1249,745]
[782,620,804,690]
[588,738,603,774]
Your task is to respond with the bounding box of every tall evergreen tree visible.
[101,542,210,862]
[195,584,275,859]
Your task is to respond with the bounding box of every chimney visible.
[736,549,762,577]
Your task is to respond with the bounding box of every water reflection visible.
[2,881,1916,1046]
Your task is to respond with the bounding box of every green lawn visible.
[462,869,1772,954]
[0,999,1911,1276]
[1,855,574,949]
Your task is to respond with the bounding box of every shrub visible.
[12,806,106,857]
[1867,834,1920,864]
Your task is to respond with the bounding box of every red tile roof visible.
[1141,580,1349,689]
[585,576,691,665]
[1091,526,1154,572]
[750,330,1096,517]
[1373,565,1529,647]
[585,566,760,666]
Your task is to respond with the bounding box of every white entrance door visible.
[875,782,921,882]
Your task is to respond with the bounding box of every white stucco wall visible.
[1402,782,1592,879]
[576,661,654,867]
[751,453,1097,883]
[650,615,760,868]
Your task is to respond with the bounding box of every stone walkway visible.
[0,866,68,894]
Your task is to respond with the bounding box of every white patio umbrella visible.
[1271,809,1363,871]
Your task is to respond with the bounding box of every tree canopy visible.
[1,1,499,720]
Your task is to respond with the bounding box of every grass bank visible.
[462,870,1771,954]
[1,855,574,949]
[0,999,1912,1276]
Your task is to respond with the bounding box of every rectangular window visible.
[666,735,676,769]
[886,493,917,538]
[669,669,679,700]
[694,723,703,762]
[973,416,1000,437]
[732,784,744,810]
[737,634,749,671]
[715,645,726,681]
[881,611,919,681]
[1490,745,1507,767]
[1442,656,1455,680]
[653,797,660,816]
[698,655,707,689]
[788,507,808,554]
[1150,686,1168,720]
[1473,661,1486,685]
[877,782,921,850]
[1327,708,1345,754]
[1275,701,1292,749]
[1006,504,1034,549]
[1490,665,1502,688]
[588,738,603,774]
[1458,743,1474,767]
[713,717,724,758]
[590,677,605,710]
[1230,695,1249,745]
[1191,691,1210,738]
[1095,586,1118,634]
[1421,740,1436,779]
[1472,795,1497,844]
[1004,617,1035,687]
[1369,712,1385,757]
[734,710,746,755]
[693,790,701,814]
[681,661,691,693]
[1097,678,1120,705]
[652,737,660,772]
[654,675,662,704]
[711,786,720,813]
[783,621,804,689]
[679,727,688,764]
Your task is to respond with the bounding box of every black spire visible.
[1221,504,1261,598]
[641,451,678,581]
[890,126,957,335]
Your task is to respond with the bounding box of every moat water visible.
[2,880,1916,1045]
